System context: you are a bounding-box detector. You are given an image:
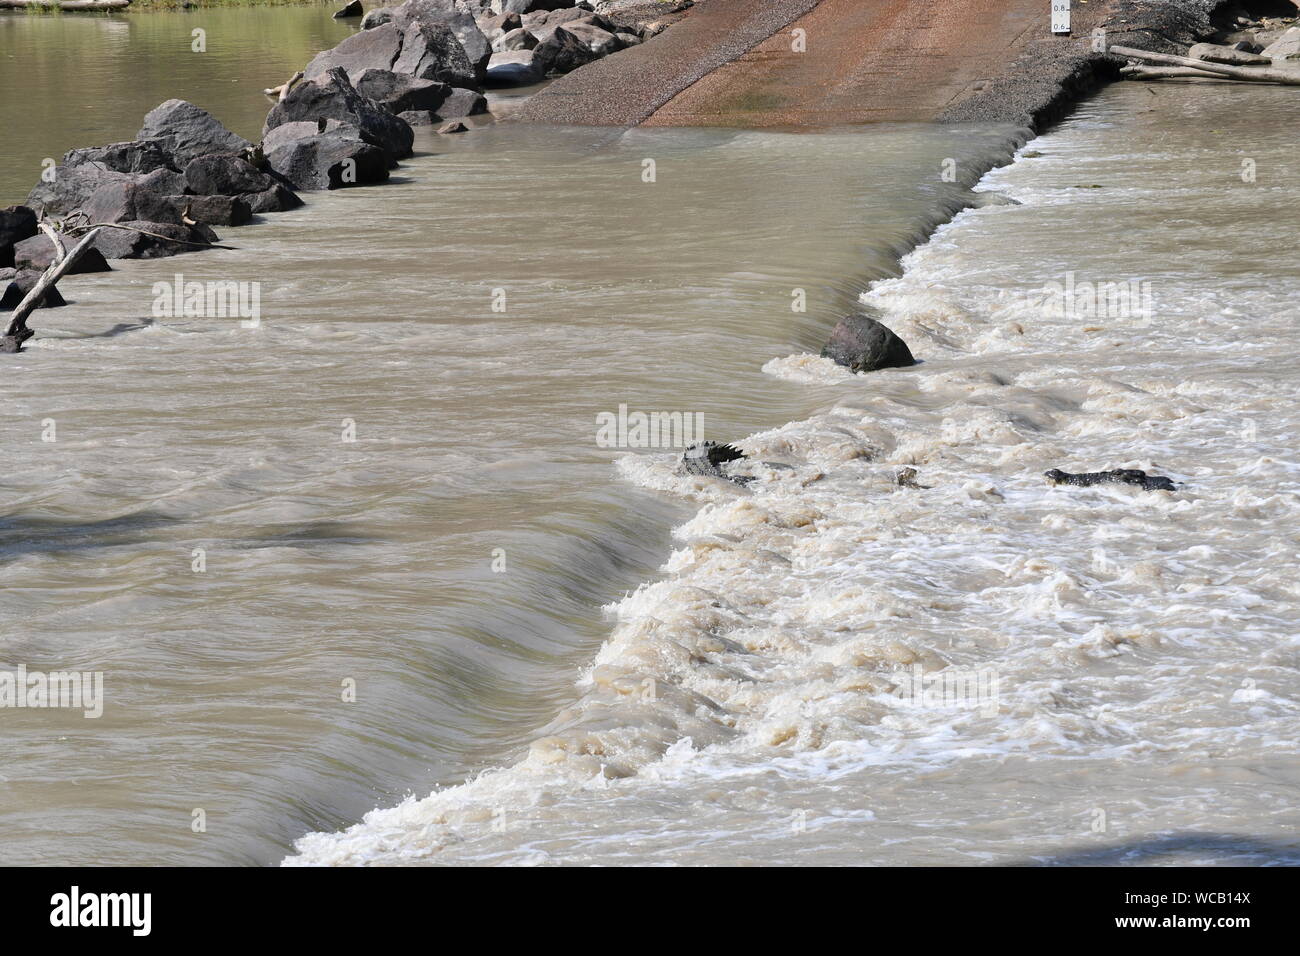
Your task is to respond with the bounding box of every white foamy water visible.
[288,83,1300,866]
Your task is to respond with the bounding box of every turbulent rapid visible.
[288,83,1300,866]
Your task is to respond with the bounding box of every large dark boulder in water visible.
[390,0,492,79]
[436,87,488,118]
[17,221,214,265]
[393,20,480,88]
[557,19,622,56]
[821,314,915,373]
[523,8,612,42]
[245,183,304,213]
[333,0,364,17]
[77,173,253,229]
[486,49,545,85]
[12,233,112,273]
[265,67,414,164]
[0,205,38,268]
[171,194,254,227]
[26,164,135,218]
[0,267,67,310]
[534,24,602,75]
[81,179,185,225]
[62,140,177,176]
[136,166,188,197]
[183,154,278,197]
[88,221,216,260]
[353,68,451,114]
[305,21,405,79]
[137,99,254,167]
[304,15,480,90]
[266,127,391,190]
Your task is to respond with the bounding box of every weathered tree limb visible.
[1109,44,1300,85]
[280,71,303,102]
[38,222,66,265]
[1121,65,1273,82]
[265,71,304,100]
[0,0,130,8]
[56,211,236,250]
[3,227,103,346]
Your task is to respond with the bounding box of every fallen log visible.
[1121,65,1274,82]
[264,71,304,101]
[0,0,131,8]
[2,227,103,352]
[1109,44,1300,85]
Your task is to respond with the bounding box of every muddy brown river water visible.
[2,9,1297,866]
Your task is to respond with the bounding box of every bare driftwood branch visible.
[265,71,304,100]
[1121,65,1274,82]
[1109,44,1300,86]
[37,222,66,265]
[57,211,236,250]
[3,227,104,345]
[281,71,304,102]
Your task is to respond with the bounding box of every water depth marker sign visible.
[1051,0,1071,35]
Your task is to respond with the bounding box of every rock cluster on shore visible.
[1,0,671,324]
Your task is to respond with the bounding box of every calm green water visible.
[0,6,351,204]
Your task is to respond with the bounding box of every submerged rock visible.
[821,313,915,373]
[1044,469,1179,492]
[677,441,753,485]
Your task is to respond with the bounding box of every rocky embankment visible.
[1,0,672,350]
